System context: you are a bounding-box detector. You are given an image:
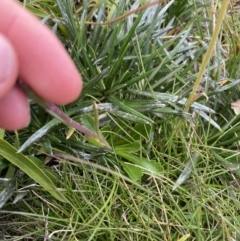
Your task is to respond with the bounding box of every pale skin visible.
[0,0,82,130]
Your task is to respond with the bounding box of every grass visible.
[1,0,240,240]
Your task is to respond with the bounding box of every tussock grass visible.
[1,0,240,240]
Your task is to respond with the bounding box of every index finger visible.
[0,0,82,104]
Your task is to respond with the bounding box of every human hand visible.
[0,0,82,130]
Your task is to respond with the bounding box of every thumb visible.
[0,33,18,98]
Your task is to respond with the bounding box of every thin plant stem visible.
[17,79,111,149]
[85,0,168,25]
[184,0,230,112]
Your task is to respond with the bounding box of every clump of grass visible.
[1,0,240,240]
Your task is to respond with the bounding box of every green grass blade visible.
[115,151,163,175]
[108,96,154,124]
[0,139,69,203]
[0,175,16,209]
[18,118,60,153]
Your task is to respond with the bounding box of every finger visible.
[0,0,82,105]
[0,86,30,130]
[0,33,18,99]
